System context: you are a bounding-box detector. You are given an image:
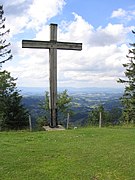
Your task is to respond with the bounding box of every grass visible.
[0,127,135,180]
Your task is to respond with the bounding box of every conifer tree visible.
[0,71,29,130]
[0,5,12,67]
[118,31,135,123]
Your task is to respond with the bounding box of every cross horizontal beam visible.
[22,40,82,51]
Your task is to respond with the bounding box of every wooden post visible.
[29,115,32,131]
[99,111,102,128]
[67,113,70,129]
[49,24,58,127]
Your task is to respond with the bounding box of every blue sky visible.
[59,0,135,26]
[1,0,135,88]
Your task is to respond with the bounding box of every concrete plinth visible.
[43,125,65,131]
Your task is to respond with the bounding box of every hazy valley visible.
[20,87,123,127]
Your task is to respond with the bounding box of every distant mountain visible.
[63,87,124,93]
[19,86,124,96]
[19,87,48,96]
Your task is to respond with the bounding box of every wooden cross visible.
[22,23,82,128]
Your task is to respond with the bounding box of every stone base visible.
[43,125,65,131]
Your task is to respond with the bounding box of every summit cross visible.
[22,23,82,128]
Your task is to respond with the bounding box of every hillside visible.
[0,128,135,180]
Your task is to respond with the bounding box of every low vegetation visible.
[0,127,135,180]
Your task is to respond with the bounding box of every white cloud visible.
[111,8,135,22]
[111,8,126,18]
[3,0,66,37]
[89,24,129,46]
[27,0,66,30]
[59,13,94,43]
[59,14,130,46]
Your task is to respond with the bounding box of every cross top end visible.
[50,23,58,26]
[50,23,57,41]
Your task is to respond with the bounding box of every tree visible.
[88,105,106,126]
[57,90,73,121]
[108,108,122,125]
[0,5,12,67]
[118,31,135,123]
[39,90,73,126]
[87,105,117,126]
[0,70,29,130]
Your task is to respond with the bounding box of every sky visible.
[1,0,135,88]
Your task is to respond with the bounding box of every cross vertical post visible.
[49,24,58,127]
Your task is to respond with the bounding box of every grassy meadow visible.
[0,127,135,180]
